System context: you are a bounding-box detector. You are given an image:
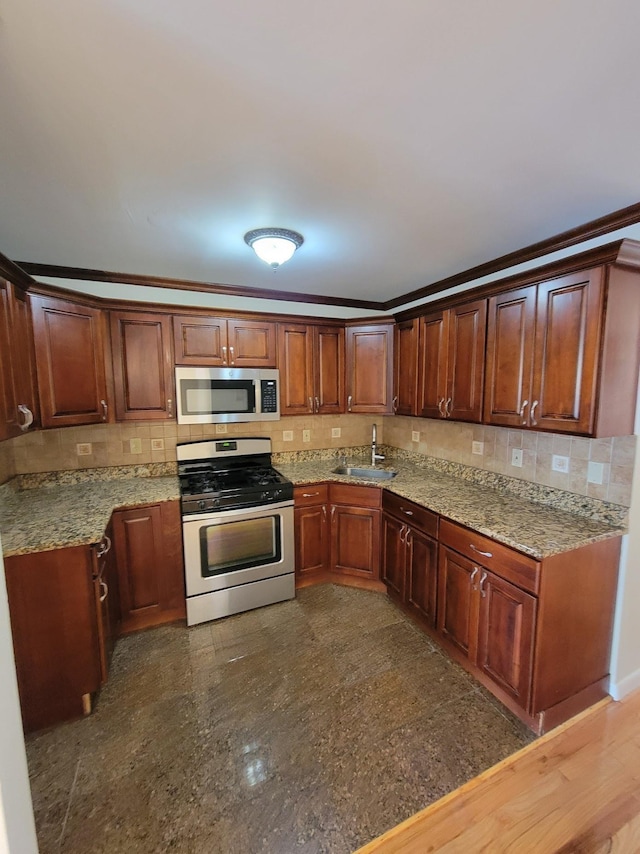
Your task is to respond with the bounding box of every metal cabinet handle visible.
[17,404,34,431]
[392,395,398,413]
[438,398,445,417]
[222,345,228,364]
[401,508,413,516]
[308,396,313,412]
[445,397,452,417]
[96,534,112,557]
[330,506,336,522]
[347,395,352,412]
[479,571,488,597]
[470,567,479,589]
[167,398,173,416]
[99,580,108,603]
[229,345,235,364]
[315,396,319,412]
[530,400,538,426]
[302,492,320,498]
[322,506,327,522]
[519,399,529,425]
[100,399,108,421]
[470,543,493,558]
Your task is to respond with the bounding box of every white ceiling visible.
[2,0,640,307]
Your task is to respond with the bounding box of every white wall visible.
[0,540,39,854]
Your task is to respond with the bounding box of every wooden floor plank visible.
[356,690,640,854]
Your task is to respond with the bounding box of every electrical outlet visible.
[331,427,341,438]
[283,430,294,442]
[472,441,484,455]
[215,423,227,434]
[302,429,311,443]
[151,438,165,451]
[76,443,92,456]
[130,437,142,454]
[587,461,604,484]
[552,454,569,473]
[511,448,523,467]
[411,431,420,443]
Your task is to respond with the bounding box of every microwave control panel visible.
[261,380,278,413]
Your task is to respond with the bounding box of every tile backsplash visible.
[383,415,637,507]
[1,414,637,507]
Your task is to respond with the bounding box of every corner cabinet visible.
[294,484,331,579]
[110,311,175,420]
[346,323,394,413]
[173,314,276,368]
[30,295,111,428]
[393,318,419,415]
[278,323,345,415]
[0,278,39,438]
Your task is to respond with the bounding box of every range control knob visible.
[198,499,207,511]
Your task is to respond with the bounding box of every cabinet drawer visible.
[330,483,381,509]
[294,483,329,507]
[382,491,438,538]
[439,519,540,595]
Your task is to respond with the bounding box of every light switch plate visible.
[331,427,341,438]
[76,443,92,456]
[472,441,484,455]
[411,431,420,443]
[511,448,523,467]
[302,429,311,443]
[215,423,227,434]
[587,461,604,484]
[283,430,294,442]
[151,438,165,451]
[552,454,569,473]
[130,438,142,454]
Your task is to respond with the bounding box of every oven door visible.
[182,500,294,597]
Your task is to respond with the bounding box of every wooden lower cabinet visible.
[5,544,106,732]
[112,500,186,633]
[294,483,381,584]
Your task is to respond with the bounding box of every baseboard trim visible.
[609,668,640,700]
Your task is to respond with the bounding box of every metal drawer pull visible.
[479,571,488,597]
[401,508,413,516]
[302,492,320,498]
[470,567,479,589]
[99,580,108,602]
[470,543,493,558]
[530,399,538,426]
[519,399,529,425]
[96,534,112,557]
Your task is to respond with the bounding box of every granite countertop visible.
[274,457,626,560]
[0,476,180,557]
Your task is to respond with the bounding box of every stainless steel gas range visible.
[177,437,295,626]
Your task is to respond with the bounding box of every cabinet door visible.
[278,323,314,415]
[315,325,345,414]
[346,324,393,413]
[418,310,448,418]
[111,311,174,420]
[0,280,19,438]
[227,318,276,367]
[477,571,536,708]
[405,527,438,628]
[531,269,603,434]
[173,315,227,365]
[437,546,478,661]
[394,318,418,416]
[484,286,537,428]
[0,280,38,437]
[31,295,110,428]
[113,501,185,632]
[446,299,486,422]
[331,504,381,579]
[381,512,406,601]
[294,504,330,577]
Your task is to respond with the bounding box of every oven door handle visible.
[181,499,295,524]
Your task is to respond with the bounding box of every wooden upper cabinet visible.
[0,279,39,438]
[110,311,174,420]
[31,295,110,428]
[346,323,394,413]
[393,318,419,415]
[173,314,276,367]
[278,323,344,415]
[418,299,486,422]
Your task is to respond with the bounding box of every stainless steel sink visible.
[332,466,397,480]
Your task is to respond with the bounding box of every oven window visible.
[199,515,281,577]
[181,380,256,415]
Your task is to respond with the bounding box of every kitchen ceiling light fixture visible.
[244,227,304,269]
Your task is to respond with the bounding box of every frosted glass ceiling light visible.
[244,228,304,269]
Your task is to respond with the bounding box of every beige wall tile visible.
[552,434,572,456]
[589,439,613,463]
[570,437,590,460]
[612,435,637,467]
[608,482,633,506]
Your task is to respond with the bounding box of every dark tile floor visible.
[26,585,534,853]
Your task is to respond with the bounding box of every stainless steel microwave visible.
[175,367,280,424]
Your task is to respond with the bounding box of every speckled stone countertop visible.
[0,474,180,557]
[274,455,626,560]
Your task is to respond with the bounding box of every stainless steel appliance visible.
[177,437,294,626]
[175,367,280,424]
